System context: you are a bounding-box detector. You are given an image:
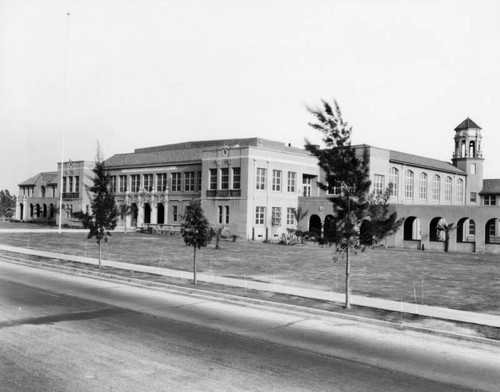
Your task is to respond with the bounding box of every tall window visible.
[157,173,167,192]
[143,174,153,191]
[220,168,229,190]
[272,170,282,191]
[444,177,452,202]
[225,206,230,224]
[171,173,181,192]
[419,173,427,200]
[209,169,217,190]
[109,176,117,193]
[119,175,127,192]
[303,175,312,197]
[405,170,414,199]
[456,178,464,203]
[172,205,178,222]
[271,207,281,226]
[131,175,140,192]
[470,192,477,203]
[468,220,476,236]
[432,175,440,201]
[232,168,241,189]
[218,206,223,224]
[287,172,296,193]
[389,168,399,197]
[373,175,384,195]
[255,206,265,225]
[69,176,74,192]
[286,208,296,225]
[74,176,79,194]
[197,171,202,191]
[63,177,67,193]
[185,172,195,191]
[256,168,266,190]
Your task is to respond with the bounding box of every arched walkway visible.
[131,203,138,227]
[35,204,41,218]
[43,204,47,218]
[308,214,322,236]
[485,219,500,244]
[157,203,165,224]
[403,216,421,240]
[49,204,55,218]
[429,217,444,242]
[457,218,475,243]
[324,214,335,241]
[144,203,151,224]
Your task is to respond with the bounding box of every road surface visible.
[1,261,499,391]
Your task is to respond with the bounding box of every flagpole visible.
[58,11,71,234]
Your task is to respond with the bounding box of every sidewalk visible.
[1,243,499,328]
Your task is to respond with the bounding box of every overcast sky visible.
[1,0,499,193]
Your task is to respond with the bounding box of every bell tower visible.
[452,117,484,204]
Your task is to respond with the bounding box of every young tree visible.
[305,99,401,309]
[437,222,456,252]
[77,149,118,269]
[181,201,214,284]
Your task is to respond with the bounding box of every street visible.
[1,261,499,391]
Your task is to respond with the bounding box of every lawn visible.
[0,222,498,315]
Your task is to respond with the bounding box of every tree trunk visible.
[193,246,197,284]
[345,246,351,309]
[98,241,102,270]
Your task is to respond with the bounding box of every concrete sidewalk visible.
[1,243,499,328]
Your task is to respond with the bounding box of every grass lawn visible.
[1,221,498,315]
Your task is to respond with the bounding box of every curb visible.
[2,256,499,347]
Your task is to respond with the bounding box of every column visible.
[151,203,158,225]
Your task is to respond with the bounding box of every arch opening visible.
[430,217,445,242]
[486,219,500,244]
[157,203,165,224]
[308,214,322,237]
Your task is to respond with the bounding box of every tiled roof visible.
[480,179,500,194]
[18,172,58,186]
[389,151,466,175]
[454,117,481,131]
[104,148,204,168]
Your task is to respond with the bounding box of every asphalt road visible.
[0,262,499,391]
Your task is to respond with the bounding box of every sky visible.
[1,0,499,194]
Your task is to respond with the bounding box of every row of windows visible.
[209,168,241,190]
[255,168,315,197]
[109,172,202,193]
[382,169,465,203]
[255,207,296,226]
[62,176,80,194]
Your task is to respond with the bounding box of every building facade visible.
[16,118,500,253]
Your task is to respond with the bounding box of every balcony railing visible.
[62,192,80,199]
[206,189,241,198]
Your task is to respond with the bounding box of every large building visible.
[16,119,500,253]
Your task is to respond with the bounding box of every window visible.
[272,170,282,191]
[470,192,477,203]
[131,175,140,192]
[63,177,67,193]
[470,163,476,175]
[119,175,127,193]
[74,176,79,194]
[197,171,202,191]
[271,207,281,226]
[109,176,117,193]
[469,220,476,236]
[287,172,296,193]
[157,173,167,192]
[405,170,414,199]
[456,178,464,203]
[444,177,452,202]
[303,175,312,197]
[232,168,241,189]
[143,174,153,191]
[484,195,497,206]
[373,175,384,195]
[389,168,399,197]
[419,173,427,200]
[69,176,73,192]
[256,168,266,190]
[220,168,229,190]
[171,173,181,192]
[287,208,296,225]
[255,206,265,225]
[432,175,440,201]
[218,206,223,224]
[185,172,195,192]
[172,205,178,222]
[225,206,230,224]
[209,169,217,190]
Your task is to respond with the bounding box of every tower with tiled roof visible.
[452,117,484,205]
